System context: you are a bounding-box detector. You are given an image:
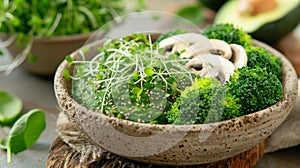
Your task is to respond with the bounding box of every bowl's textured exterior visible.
[54,37,298,166]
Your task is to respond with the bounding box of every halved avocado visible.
[215,0,300,44]
[198,0,228,11]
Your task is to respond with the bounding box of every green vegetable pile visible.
[0,90,46,164]
[68,23,283,125]
[69,34,194,124]
[0,0,143,38]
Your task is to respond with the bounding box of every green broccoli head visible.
[226,67,283,114]
[245,46,282,80]
[167,78,242,124]
[202,23,252,47]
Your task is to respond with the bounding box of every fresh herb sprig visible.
[68,34,195,123]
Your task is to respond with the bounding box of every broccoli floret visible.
[166,99,181,124]
[167,78,242,124]
[203,23,252,47]
[226,67,283,114]
[245,46,282,81]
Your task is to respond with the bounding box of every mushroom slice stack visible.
[158,32,248,83]
[158,33,214,59]
[186,54,235,84]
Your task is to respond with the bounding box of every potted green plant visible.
[54,23,298,166]
[0,0,144,75]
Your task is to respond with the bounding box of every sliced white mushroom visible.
[172,42,189,53]
[208,39,232,60]
[159,33,208,49]
[186,54,235,84]
[179,42,214,59]
[159,33,236,60]
[158,33,214,59]
[230,44,247,69]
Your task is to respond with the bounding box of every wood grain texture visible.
[46,137,265,168]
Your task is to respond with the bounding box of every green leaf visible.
[10,17,20,27]
[3,109,46,164]
[63,70,71,79]
[132,71,140,81]
[158,48,165,55]
[96,74,103,80]
[144,67,154,76]
[132,87,141,95]
[166,62,172,69]
[65,55,74,66]
[27,54,38,63]
[0,91,22,127]
[98,64,104,71]
[0,50,3,56]
[65,55,73,63]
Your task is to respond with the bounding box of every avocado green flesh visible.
[215,0,299,32]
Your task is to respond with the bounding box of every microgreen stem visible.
[77,6,98,29]
[6,141,11,164]
[0,38,33,74]
[0,142,7,150]
[0,34,17,48]
[47,13,62,36]
[148,34,153,57]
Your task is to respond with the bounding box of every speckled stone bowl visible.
[54,35,298,166]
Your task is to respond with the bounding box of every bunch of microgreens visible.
[0,0,144,73]
[66,33,196,124]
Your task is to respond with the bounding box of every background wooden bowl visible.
[54,35,298,166]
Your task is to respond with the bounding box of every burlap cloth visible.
[56,80,300,167]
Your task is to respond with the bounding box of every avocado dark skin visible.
[250,4,300,44]
[198,0,228,11]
